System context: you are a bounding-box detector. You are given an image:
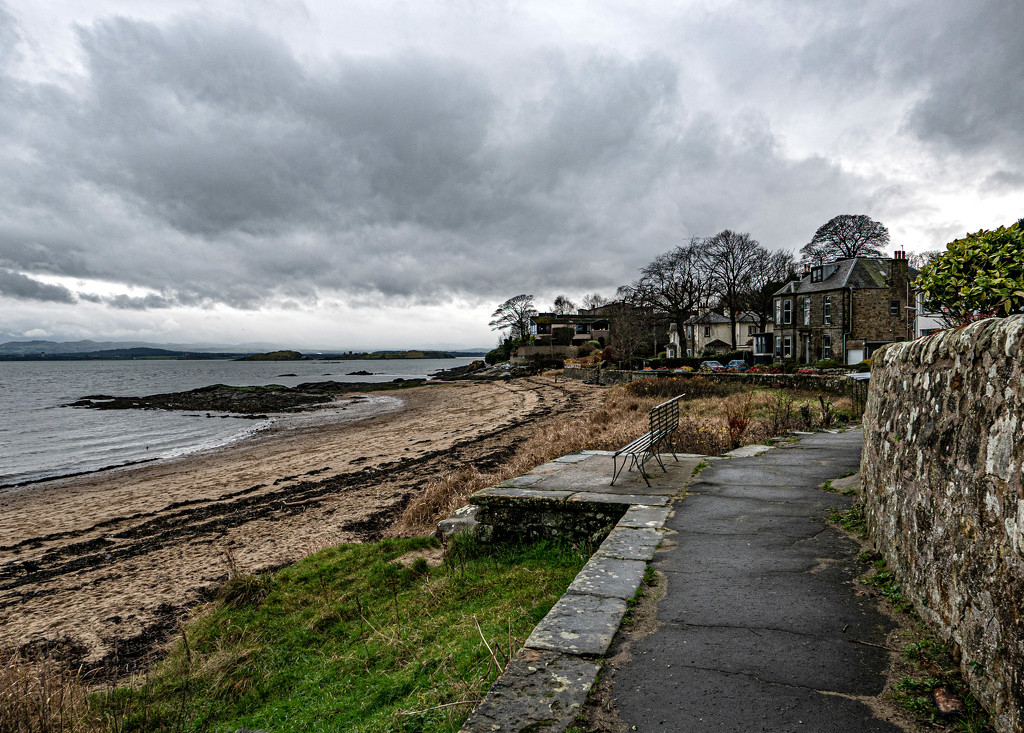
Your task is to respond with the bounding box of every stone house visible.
[667,311,772,360]
[531,312,611,347]
[772,252,916,365]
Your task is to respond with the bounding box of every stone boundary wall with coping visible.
[861,315,1024,733]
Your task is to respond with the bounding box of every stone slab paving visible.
[595,527,663,561]
[461,449,680,733]
[524,594,631,656]
[458,648,601,731]
[565,556,649,599]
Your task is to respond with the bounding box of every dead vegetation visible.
[395,379,857,535]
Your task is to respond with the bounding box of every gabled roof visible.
[773,258,917,296]
[704,339,732,350]
[683,310,761,325]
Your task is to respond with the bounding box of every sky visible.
[0,1,1020,350]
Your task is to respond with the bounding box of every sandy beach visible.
[0,376,603,673]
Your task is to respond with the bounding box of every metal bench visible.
[611,395,682,486]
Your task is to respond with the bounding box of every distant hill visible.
[0,339,249,357]
[0,346,247,361]
[0,340,483,360]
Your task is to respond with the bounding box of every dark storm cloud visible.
[0,269,76,303]
[788,0,1024,167]
[902,2,1024,161]
[106,293,173,310]
[0,2,1015,318]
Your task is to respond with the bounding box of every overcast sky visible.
[0,1,1020,350]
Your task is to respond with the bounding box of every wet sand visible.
[0,376,601,673]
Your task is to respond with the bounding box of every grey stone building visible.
[772,252,916,365]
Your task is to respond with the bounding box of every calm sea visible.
[0,357,476,488]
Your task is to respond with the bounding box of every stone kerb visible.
[861,315,1024,733]
[452,452,696,732]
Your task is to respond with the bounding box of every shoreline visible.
[0,377,604,675]
[0,391,403,492]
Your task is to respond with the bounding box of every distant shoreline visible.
[0,349,486,362]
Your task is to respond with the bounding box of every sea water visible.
[0,357,476,488]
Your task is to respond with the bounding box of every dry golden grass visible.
[397,382,859,535]
[0,653,91,733]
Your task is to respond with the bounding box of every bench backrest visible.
[649,395,681,437]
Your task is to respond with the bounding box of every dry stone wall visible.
[861,315,1024,732]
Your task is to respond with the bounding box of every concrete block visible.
[566,555,648,599]
[460,648,600,733]
[567,492,669,507]
[524,593,629,656]
[617,504,672,529]
[596,527,663,561]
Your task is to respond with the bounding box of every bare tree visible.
[908,250,942,270]
[800,214,890,264]
[488,294,536,342]
[620,237,714,354]
[706,230,763,349]
[551,294,577,315]
[605,301,658,366]
[744,249,797,332]
[580,293,609,310]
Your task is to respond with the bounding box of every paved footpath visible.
[609,429,902,732]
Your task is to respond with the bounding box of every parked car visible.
[725,360,749,371]
[700,360,725,371]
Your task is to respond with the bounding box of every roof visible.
[683,310,761,325]
[773,258,918,296]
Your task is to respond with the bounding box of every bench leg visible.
[612,452,644,485]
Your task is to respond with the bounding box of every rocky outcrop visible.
[861,315,1024,732]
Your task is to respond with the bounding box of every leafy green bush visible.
[916,219,1024,324]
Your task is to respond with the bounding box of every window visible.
[775,299,781,325]
[783,336,792,358]
[803,297,810,326]
[775,336,781,357]
[703,326,711,337]
[890,300,899,316]
[575,323,589,334]
[823,296,831,325]
[823,335,832,360]
[687,326,693,339]
[811,267,822,283]
[748,325,756,336]
[783,298,792,325]
[686,348,692,357]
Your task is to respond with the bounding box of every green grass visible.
[825,504,867,539]
[92,535,592,733]
[891,641,994,731]
[860,560,914,615]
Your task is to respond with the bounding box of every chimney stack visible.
[803,264,811,276]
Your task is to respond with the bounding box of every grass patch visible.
[6,535,591,733]
[889,637,994,731]
[825,504,867,539]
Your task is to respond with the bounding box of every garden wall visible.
[861,315,1024,732]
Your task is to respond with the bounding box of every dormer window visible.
[811,267,823,283]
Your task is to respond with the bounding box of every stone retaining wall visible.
[861,315,1024,732]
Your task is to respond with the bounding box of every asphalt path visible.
[610,429,902,732]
